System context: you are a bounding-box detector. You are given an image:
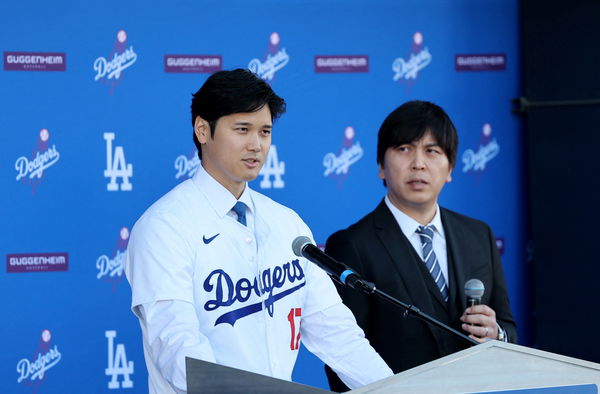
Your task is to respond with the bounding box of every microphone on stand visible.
[292,236,359,285]
[291,236,374,292]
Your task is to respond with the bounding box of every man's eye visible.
[262,129,272,135]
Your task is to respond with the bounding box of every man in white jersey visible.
[125,69,393,393]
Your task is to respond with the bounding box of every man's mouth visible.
[242,158,261,168]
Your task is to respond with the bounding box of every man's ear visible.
[446,166,453,183]
[378,163,385,180]
[194,116,209,144]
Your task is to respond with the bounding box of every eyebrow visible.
[233,122,272,128]
[402,141,440,147]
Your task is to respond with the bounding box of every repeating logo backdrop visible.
[1,0,523,392]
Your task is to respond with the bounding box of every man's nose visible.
[247,132,261,151]
[411,150,426,170]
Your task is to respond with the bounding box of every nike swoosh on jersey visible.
[203,233,220,244]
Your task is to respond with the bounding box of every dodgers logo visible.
[16,329,62,389]
[203,259,306,326]
[174,150,200,180]
[97,227,129,291]
[392,31,432,84]
[462,123,500,173]
[104,132,133,191]
[105,330,134,389]
[258,144,285,189]
[323,126,364,186]
[94,30,138,93]
[248,32,290,81]
[15,128,60,194]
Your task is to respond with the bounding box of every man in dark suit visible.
[325,100,517,392]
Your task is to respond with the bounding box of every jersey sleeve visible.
[300,303,393,389]
[125,212,195,309]
[137,300,217,392]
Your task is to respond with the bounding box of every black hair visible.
[377,100,458,171]
[191,68,286,159]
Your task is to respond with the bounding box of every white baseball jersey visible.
[125,165,392,393]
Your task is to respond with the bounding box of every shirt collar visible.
[384,195,444,239]
[192,164,255,217]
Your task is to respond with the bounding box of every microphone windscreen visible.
[464,278,485,299]
[292,236,312,257]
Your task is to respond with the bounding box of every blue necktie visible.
[416,225,448,302]
[231,201,247,226]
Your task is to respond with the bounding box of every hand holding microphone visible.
[460,279,499,342]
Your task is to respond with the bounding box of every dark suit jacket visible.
[325,200,517,392]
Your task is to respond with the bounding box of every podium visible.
[352,340,600,393]
[187,341,600,393]
[185,357,329,393]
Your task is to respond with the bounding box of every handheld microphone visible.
[292,236,370,291]
[464,278,485,307]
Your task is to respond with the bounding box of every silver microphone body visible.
[464,278,485,307]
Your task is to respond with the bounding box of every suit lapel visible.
[441,209,468,314]
[372,201,446,315]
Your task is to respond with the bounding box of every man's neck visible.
[387,195,437,226]
[201,163,245,199]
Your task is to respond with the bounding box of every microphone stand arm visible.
[350,278,479,346]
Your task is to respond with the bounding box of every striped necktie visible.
[416,225,448,302]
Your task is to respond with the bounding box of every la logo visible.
[259,144,285,189]
[104,132,133,191]
[105,330,134,389]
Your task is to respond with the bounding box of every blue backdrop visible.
[1,0,524,392]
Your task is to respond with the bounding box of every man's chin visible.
[242,169,262,182]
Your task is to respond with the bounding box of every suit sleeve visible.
[486,224,518,343]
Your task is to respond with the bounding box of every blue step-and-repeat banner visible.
[1,0,524,392]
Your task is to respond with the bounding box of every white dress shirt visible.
[384,195,449,286]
